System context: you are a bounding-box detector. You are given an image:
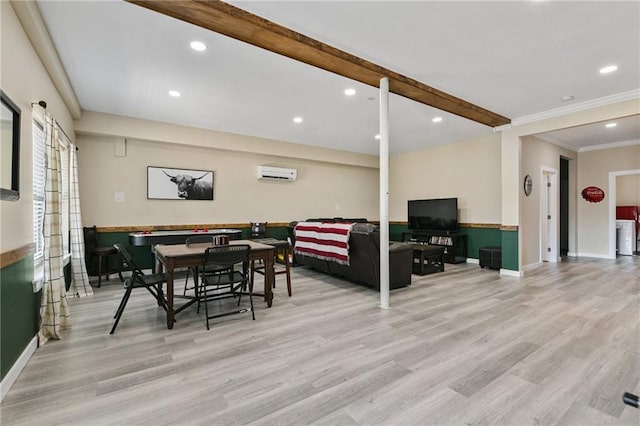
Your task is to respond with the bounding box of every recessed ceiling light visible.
[190,41,207,51]
[374,134,381,140]
[168,90,181,98]
[561,95,574,102]
[432,117,443,123]
[293,116,303,124]
[344,88,356,96]
[599,64,618,74]
[605,122,617,128]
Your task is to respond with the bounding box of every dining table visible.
[153,239,275,329]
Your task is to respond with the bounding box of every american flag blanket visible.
[294,221,354,265]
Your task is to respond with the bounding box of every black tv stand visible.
[402,230,467,264]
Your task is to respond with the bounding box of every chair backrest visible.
[83,226,98,252]
[203,244,251,273]
[113,243,143,277]
[250,222,267,239]
[185,235,215,247]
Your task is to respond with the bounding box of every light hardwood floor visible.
[2,257,639,425]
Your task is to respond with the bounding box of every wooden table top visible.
[154,240,274,258]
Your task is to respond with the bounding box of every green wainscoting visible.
[97,226,291,270]
[390,223,502,260]
[1,256,39,381]
[465,227,502,258]
[97,224,517,272]
[501,229,519,271]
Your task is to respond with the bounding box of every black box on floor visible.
[479,246,502,270]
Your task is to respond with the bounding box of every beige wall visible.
[389,134,502,224]
[0,2,74,252]
[77,134,380,226]
[520,136,576,267]
[503,100,639,269]
[578,144,640,256]
[76,111,378,169]
[616,174,640,206]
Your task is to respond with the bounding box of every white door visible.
[541,169,559,262]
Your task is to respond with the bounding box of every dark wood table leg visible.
[156,257,175,329]
[284,246,292,297]
[265,249,274,307]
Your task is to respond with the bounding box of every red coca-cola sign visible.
[581,186,605,203]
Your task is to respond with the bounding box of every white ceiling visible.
[36,0,640,155]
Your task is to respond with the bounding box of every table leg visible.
[166,268,175,329]
[284,246,292,297]
[419,251,425,275]
[265,249,274,307]
[156,258,175,329]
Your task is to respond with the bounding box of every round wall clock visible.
[524,175,533,196]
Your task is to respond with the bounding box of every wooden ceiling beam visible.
[127,0,510,127]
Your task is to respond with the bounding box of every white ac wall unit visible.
[257,166,297,181]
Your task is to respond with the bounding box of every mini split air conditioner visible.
[257,166,297,181]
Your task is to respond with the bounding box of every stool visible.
[83,226,124,287]
[92,246,123,287]
[479,246,502,270]
[251,238,292,297]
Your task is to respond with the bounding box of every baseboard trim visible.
[465,258,479,264]
[500,268,523,277]
[1,336,38,402]
[522,262,543,273]
[576,252,614,260]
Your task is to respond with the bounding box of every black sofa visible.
[288,220,413,290]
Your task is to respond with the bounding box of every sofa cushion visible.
[352,222,378,233]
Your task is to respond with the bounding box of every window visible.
[33,117,72,286]
[32,119,46,282]
[59,139,70,255]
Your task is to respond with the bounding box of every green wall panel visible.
[98,225,511,269]
[1,256,39,381]
[389,224,502,260]
[501,230,519,271]
[464,227,502,258]
[97,226,291,270]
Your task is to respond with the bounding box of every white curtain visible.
[38,117,70,344]
[68,144,92,297]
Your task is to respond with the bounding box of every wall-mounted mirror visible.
[1,90,21,201]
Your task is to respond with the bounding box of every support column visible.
[379,77,390,309]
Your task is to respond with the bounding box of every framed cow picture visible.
[147,166,214,200]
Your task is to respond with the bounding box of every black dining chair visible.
[183,235,216,296]
[250,222,267,239]
[197,244,254,330]
[110,244,168,334]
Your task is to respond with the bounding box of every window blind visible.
[32,120,46,282]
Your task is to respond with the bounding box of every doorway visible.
[560,158,569,257]
[541,167,559,262]
[609,169,640,258]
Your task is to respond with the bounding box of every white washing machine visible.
[616,220,636,256]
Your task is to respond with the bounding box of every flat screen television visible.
[408,198,458,232]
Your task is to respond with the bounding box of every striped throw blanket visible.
[294,222,354,265]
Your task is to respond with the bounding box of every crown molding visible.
[579,139,640,152]
[10,0,82,119]
[511,89,640,127]
[532,133,580,152]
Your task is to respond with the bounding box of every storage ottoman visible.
[479,246,502,270]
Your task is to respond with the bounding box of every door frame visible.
[540,166,559,262]
[608,169,640,258]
